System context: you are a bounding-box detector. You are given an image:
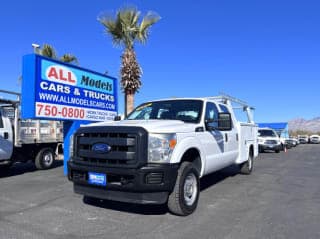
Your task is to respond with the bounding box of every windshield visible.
[258,129,277,137]
[127,100,203,123]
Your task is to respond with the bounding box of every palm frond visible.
[41,44,57,59]
[98,12,123,47]
[138,11,161,44]
[99,7,148,49]
[99,6,159,94]
[60,54,79,65]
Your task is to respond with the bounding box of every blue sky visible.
[1,0,319,122]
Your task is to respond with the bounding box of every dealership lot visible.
[1,145,320,239]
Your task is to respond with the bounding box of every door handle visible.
[225,133,228,142]
[4,132,9,139]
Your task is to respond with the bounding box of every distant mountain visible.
[288,117,320,133]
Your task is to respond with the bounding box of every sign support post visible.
[63,121,82,175]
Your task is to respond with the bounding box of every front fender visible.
[170,136,206,177]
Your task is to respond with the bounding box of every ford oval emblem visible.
[92,143,111,154]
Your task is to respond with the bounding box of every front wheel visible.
[168,161,200,216]
[35,148,55,170]
[0,161,13,171]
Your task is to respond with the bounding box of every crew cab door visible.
[0,108,13,160]
[198,102,228,175]
[218,104,239,163]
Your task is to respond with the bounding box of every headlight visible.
[148,133,177,163]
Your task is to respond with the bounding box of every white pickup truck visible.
[68,95,258,215]
[0,90,63,170]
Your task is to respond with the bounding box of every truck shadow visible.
[200,164,239,191]
[83,196,168,215]
[0,160,63,178]
[82,165,240,215]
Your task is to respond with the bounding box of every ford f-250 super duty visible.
[68,95,258,216]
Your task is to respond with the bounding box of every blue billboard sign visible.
[21,54,118,121]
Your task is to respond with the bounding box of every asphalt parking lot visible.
[1,144,320,239]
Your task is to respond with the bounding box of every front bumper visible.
[68,161,179,204]
[259,144,282,151]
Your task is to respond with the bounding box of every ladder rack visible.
[207,93,255,123]
[207,93,249,107]
[0,89,20,106]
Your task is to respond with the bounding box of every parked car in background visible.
[278,136,287,151]
[285,138,296,148]
[309,135,320,144]
[290,137,299,146]
[0,90,63,170]
[292,137,299,145]
[298,135,309,144]
[258,128,281,153]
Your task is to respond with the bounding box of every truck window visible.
[127,100,203,123]
[258,129,277,137]
[205,102,219,128]
[219,104,230,113]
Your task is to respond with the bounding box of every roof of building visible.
[257,122,288,130]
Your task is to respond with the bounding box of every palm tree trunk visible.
[125,89,135,117]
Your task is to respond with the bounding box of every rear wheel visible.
[35,148,55,170]
[168,161,200,216]
[240,152,253,175]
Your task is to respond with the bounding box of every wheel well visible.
[180,148,201,174]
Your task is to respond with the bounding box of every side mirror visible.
[114,115,122,121]
[217,113,232,131]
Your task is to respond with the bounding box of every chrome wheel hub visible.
[43,153,53,165]
[184,173,197,206]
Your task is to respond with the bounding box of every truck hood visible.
[82,120,197,133]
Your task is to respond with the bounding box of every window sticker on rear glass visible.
[136,103,152,111]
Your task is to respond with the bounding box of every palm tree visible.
[40,44,78,65]
[98,6,160,116]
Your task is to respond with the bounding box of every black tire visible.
[168,161,200,216]
[258,146,263,153]
[35,148,55,170]
[0,161,13,171]
[240,151,253,175]
[275,149,280,153]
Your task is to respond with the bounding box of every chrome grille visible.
[265,140,277,145]
[74,130,141,168]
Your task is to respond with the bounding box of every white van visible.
[258,128,281,153]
